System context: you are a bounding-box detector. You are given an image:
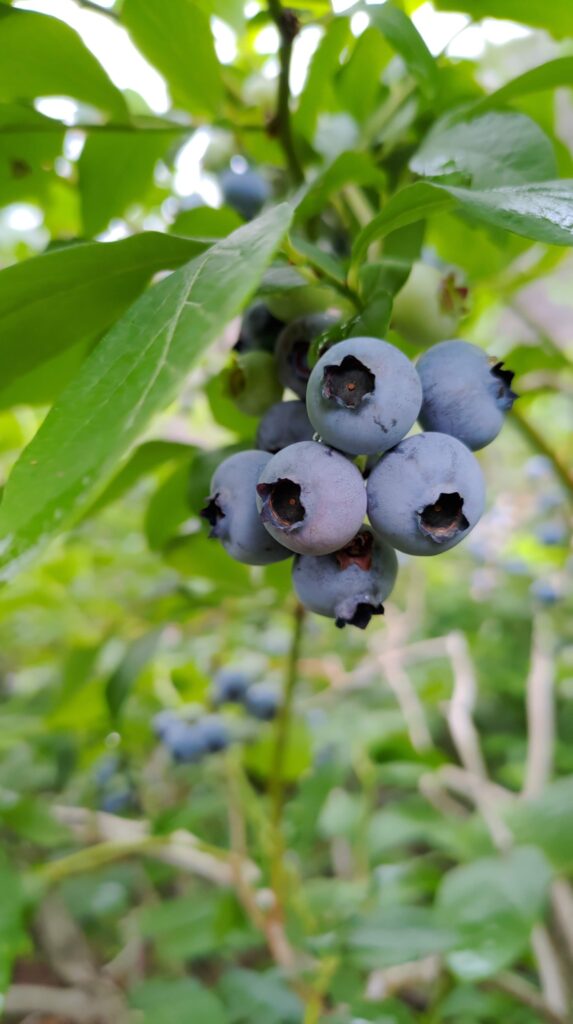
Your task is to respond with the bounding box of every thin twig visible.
[73,0,120,19]
[511,406,573,501]
[523,615,556,799]
[50,806,259,886]
[267,0,304,184]
[490,971,570,1024]
[270,602,306,836]
[383,653,433,752]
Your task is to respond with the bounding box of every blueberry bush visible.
[0,0,572,1021]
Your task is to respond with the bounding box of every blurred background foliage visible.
[0,0,571,1021]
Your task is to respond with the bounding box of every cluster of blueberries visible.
[153,670,280,765]
[201,304,517,630]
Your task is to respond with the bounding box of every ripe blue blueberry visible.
[416,340,517,450]
[162,720,208,764]
[244,683,280,721]
[256,441,367,556]
[275,314,337,399]
[152,709,179,739]
[201,450,291,565]
[213,669,251,705]
[220,168,270,220]
[535,521,567,547]
[196,715,231,753]
[367,432,486,556]
[530,579,561,605]
[306,336,422,456]
[100,790,133,814]
[292,526,398,629]
[256,400,315,454]
[235,303,285,354]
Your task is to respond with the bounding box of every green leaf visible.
[218,969,302,1024]
[79,131,176,237]
[352,180,573,266]
[0,795,71,847]
[87,440,195,517]
[0,850,29,997]
[410,112,557,189]
[433,0,573,39]
[105,629,164,718]
[367,2,438,98]
[335,27,391,123]
[0,204,292,579]
[122,0,224,117]
[170,205,243,239]
[505,777,573,870]
[445,180,573,245]
[295,151,386,222]
[436,846,552,981]
[293,17,352,144]
[474,57,573,111]
[0,103,64,205]
[243,720,312,784]
[351,182,454,266]
[144,463,193,551]
[0,9,126,117]
[130,977,227,1024]
[348,905,457,969]
[0,232,209,395]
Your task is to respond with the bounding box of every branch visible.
[523,615,556,799]
[267,0,304,184]
[73,0,120,18]
[49,806,259,886]
[5,985,98,1021]
[511,406,573,501]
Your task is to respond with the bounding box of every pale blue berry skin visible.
[306,337,422,456]
[367,432,485,556]
[256,400,315,454]
[202,450,291,566]
[153,710,179,739]
[417,340,516,451]
[221,169,269,221]
[196,715,231,753]
[163,721,207,764]
[213,669,250,705]
[275,314,337,399]
[244,684,280,721]
[256,441,367,556]
[292,527,398,628]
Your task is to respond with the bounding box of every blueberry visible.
[416,340,517,451]
[366,432,486,556]
[213,669,250,705]
[196,714,231,753]
[535,522,567,547]
[220,168,270,221]
[306,336,422,456]
[275,314,337,399]
[292,526,398,629]
[235,303,285,354]
[530,579,561,605]
[244,684,280,721]
[201,450,291,565]
[100,790,132,814]
[256,401,315,454]
[93,754,120,787]
[163,720,207,763]
[152,709,179,739]
[256,441,367,556]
